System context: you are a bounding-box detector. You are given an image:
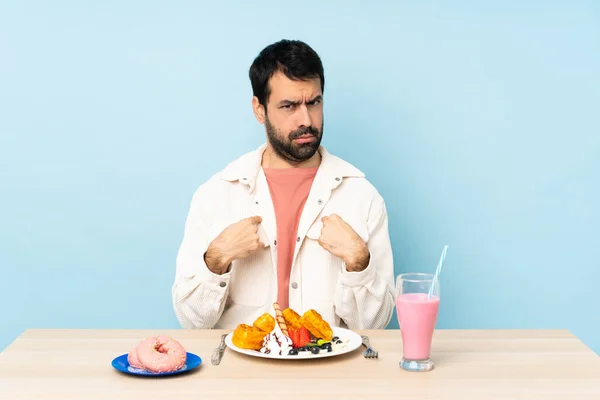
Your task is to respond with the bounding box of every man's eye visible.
[309,100,321,106]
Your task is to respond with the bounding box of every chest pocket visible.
[299,216,370,302]
[208,219,272,308]
[305,215,369,243]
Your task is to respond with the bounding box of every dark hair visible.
[249,39,324,109]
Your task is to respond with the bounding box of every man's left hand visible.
[318,214,370,272]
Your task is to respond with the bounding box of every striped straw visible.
[428,245,448,299]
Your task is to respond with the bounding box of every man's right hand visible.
[204,216,264,275]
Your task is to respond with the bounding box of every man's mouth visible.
[293,135,316,144]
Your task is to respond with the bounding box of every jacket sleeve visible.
[334,194,395,329]
[171,185,231,329]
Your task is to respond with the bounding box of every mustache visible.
[289,126,320,140]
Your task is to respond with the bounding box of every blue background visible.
[1,1,599,354]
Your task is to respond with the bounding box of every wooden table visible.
[1,329,599,399]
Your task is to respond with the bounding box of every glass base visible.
[400,357,434,372]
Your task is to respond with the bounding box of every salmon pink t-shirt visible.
[263,166,319,309]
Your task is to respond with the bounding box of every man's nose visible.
[296,104,312,128]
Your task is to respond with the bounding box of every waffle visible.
[253,312,275,333]
[300,309,333,341]
[231,324,266,350]
[282,308,303,331]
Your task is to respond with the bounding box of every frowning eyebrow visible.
[277,95,323,107]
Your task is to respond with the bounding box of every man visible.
[172,39,395,330]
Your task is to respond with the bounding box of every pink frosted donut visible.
[127,346,144,369]
[136,336,187,373]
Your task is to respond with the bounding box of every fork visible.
[361,335,378,359]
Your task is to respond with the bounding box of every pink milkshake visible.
[395,273,440,372]
[396,293,440,360]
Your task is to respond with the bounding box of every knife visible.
[211,333,228,365]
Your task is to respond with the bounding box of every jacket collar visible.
[219,143,364,191]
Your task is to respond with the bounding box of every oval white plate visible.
[224,327,362,360]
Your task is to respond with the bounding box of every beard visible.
[265,116,323,163]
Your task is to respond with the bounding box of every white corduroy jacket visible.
[172,144,395,330]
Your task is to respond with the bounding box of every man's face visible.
[263,71,323,163]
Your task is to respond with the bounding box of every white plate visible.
[224,327,362,360]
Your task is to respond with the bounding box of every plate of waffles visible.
[225,302,362,359]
